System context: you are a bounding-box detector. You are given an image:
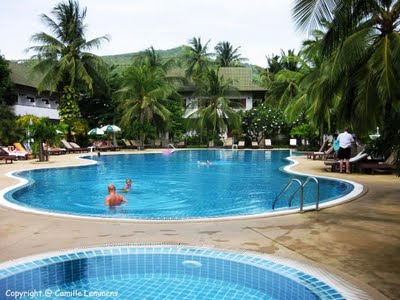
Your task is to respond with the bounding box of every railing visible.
[272,177,320,212]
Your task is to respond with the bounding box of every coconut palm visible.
[188,68,241,142]
[28,0,109,95]
[31,118,59,162]
[214,41,246,67]
[117,63,173,148]
[183,37,213,78]
[293,0,400,132]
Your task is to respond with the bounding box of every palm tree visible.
[188,68,241,142]
[183,37,213,78]
[117,63,173,148]
[214,41,246,67]
[293,0,400,133]
[31,118,59,162]
[28,0,109,109]
[135,46,177,72]
[0,105,19,145]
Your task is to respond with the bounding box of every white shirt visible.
[337,131,354,148]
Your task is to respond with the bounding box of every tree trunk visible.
[319,123,324,146]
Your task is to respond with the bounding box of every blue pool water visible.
[0,246,348,300]
[6,150,353,219]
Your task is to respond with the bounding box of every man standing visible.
[337,128,354,173]
[105,184,128,206]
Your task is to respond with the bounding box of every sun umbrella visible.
[88,128,105,135]
[100,125,121,133]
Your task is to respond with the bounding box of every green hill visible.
[101,46,186,67]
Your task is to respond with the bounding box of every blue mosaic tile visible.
[0,247,350,300]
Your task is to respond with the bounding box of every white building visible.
[9,62,60,120]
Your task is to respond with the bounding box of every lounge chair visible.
[129,140,142,150]
[0,148,17,163]
[154,139,161,148]
[94,140,117,151]
[68,141,89,152]
[264,139,272,149]
[307,145,334,160]
[1,147,27,160]
[358,152,397,174]
[43,143,66,155]
[251,141,259,149]
[324,150,369,172]
[122,139,135,149]
[238,141,245,149]
[61,140,84,153]
[223,137,233,148]
[13,142,33,159]
[289,139,297,148]
[176,141,185,148]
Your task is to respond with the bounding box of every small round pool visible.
[0,246,371,300]
[4,150,357,219]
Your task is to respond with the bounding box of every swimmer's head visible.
[126,179,132,185]
[108,184,116,192]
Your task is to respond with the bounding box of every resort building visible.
[9,62,60,120]
[7,63,266,127]
[180,67,266,118]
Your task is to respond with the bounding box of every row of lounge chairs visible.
[221,138,297,149]
[324,150,396,174]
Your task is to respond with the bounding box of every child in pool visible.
[122,178,132,192]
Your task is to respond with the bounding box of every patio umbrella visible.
[100,125,121,133]
[88,128,105,135]
[100,125,121,146]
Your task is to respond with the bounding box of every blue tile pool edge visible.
[0,244,372,300]
[0,151,364,222]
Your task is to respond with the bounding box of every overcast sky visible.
[0,0,305,67]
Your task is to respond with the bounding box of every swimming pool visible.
[4,150,356,220]
[0,245,371,300]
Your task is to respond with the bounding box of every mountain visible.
[101,46,186,67]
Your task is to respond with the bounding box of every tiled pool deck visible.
[0,150,399,299]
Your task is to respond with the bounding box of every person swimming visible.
[197,160,211,165]
[122,178,132,192]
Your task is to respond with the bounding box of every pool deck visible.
[0,150,398,300]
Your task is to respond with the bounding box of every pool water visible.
[6,150,353,219]
[0,246,352,300]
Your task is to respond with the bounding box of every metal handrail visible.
[272,176,320,212]
[302,177,320,210]
[272,179,302,209]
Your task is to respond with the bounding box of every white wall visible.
[13,105,60,119]
[14,93,60,120]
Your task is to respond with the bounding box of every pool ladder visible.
[272,177,320,212]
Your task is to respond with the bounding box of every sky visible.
[0,0,305,67]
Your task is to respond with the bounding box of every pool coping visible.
[0,150,364,222]
[0,244,372,300]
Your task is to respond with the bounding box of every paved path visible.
[0,151,398,299]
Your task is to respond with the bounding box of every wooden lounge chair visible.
[358,152,397,174]
[1,147,27,160]
[289,139,297,148]
[176,141,185,148]
[68,141,89,152]
[42,143,66,155]
[0,148,17,163]
[154,139,161,148]
[122,139,135,149]
[264,139,272,149]
[238,141,245,149]
[130,140,140,149]
[251,141,259,149]
[307,146,334,160]
[223,137,233,148]
[61,139,80,153]
[13,142,33,159]
[324,151,369,172]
